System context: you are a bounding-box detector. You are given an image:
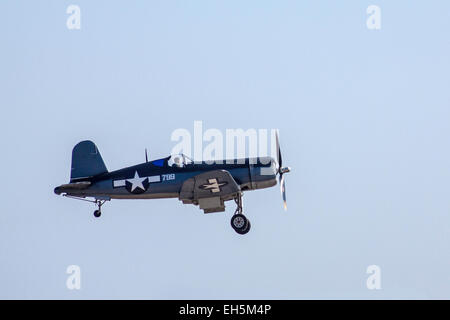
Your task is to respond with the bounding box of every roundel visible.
[125,171,149,194]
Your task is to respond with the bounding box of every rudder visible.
[70,140,108,182]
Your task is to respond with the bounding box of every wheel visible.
[235,220,251,235]
[231,214,248,231]
[93,210,101,218]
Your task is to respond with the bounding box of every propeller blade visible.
[280,174,287,211]
[276,130,288,211]
[275,130,282,169]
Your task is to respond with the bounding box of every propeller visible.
[275,130,290,211]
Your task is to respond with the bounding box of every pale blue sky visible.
[0,1,449,299]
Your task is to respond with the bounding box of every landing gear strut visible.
[230,193,251,235]
[93,199,106,218]
[63,195,109,218]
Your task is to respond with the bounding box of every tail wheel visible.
[231,214,248,231]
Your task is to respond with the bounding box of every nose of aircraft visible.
[248,157,277,190]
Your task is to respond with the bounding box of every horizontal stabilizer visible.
[54,181,91,195]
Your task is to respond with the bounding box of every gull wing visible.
[179,170,240,213]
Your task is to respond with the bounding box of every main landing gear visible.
[230,193,251,235]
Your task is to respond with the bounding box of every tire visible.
[235,220,251,235]
[231,214,248,231]
[93,210,101,218]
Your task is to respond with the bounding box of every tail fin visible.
[70,140,108,182]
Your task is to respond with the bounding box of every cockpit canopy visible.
[167,154,193,168]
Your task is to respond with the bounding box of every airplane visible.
[54,132,290,235]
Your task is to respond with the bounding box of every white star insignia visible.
[126,171,146,192]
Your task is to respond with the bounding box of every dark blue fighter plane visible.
[54,133,290,234]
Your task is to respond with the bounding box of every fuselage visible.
[54,156,278,200]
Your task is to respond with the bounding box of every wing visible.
[179,170,241,213]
